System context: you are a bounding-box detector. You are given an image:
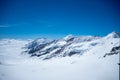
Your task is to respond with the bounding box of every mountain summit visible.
[63,34,74,41]
[105,32,120,38]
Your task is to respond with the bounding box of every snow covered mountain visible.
[24,32,120,60]
[0,32,120,80]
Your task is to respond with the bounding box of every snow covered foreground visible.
[0,32,120,80]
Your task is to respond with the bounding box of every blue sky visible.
[0,0,120,39]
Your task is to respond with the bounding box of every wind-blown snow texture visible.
[0,32,120,80]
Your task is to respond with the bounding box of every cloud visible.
[0,21,56,28]
[0,23,27,28]
[0,25,9,27]
[0,24,20,27]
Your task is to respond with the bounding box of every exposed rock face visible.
[23,32,120,60]
[104,46,120,57]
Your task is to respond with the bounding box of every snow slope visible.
[0,32,120,80]
[24,32,120,59]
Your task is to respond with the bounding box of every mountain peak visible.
[25,38,50,49]
[63,34,74,41]
[34,38,48,43]
[105,32,120,38]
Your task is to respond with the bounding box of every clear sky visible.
[0,0,120,39]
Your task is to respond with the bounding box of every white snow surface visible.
[0,32,120,80]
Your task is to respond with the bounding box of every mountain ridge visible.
[23,32,120,60]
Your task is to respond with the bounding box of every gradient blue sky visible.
[0,0,120,39]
